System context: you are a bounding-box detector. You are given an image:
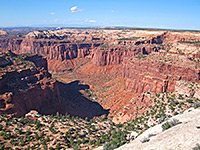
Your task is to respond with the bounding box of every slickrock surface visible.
[116,108,200,150]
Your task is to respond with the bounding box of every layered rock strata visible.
[122,57,200,94]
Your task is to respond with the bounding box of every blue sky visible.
[0,0,200,30]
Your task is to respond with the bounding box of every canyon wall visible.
[0,66,63,117]
[92,45,161,66]
[0,51,63,116]
[0,30,103,62]
[0,38,23,52]
[122,57,200,94]
[19,39,95,61]
[0,30,103,72]
[0,51,108,118]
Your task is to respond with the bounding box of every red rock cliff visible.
[0,51,108,118]
[122,57,200,94]
[92,45,162,66]
[0,66,64,117]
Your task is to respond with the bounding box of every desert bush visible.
[136,54,146,59]
[73,144,80,150]
[194,103,200,109]
[103,143,114,150]
[56,143,61,150]
[187,99,193,103]
[100,45,109,49]
[0,144,4,150]
[178,94,184,100]
[43,144,48,150]
[193,143,200,150]
[158,115,166,123]
[162,119,180,131]
[156,93,160,98]
[140,137,150,143]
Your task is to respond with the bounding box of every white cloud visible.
[54,19,59,23]
[49,12,55,15]
[88,20,96,23]
[70,6,83,13]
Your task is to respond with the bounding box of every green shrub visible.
[156,93,160,98]
[193,143,200,150]
[0,144,5,150]
[103,143,114,150]
[178,94,184,100]
[162,119,180,131]
[56,143,61,150]
[186,99,193,103]
[136,54,146,59]
[194,103,200,109]
[100,45,109,49]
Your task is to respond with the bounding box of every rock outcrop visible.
[0,51,62,116]
[0,30,7,35]
[0,69,62,117]
[20,39,94,61]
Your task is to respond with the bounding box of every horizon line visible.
[1,25,200,32]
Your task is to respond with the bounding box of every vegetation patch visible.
[161,119,180,131]
[178,41,200,44]
[116,37,142,41]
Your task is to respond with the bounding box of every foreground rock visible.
[116,107,200,150]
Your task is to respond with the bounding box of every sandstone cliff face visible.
[0,68,62,117]
[19,39,94,61]
[0,51,63,116]
[92,45,161,66]
[0,38,23,52]
[91,32,167,66]
[164,31,200,42]
[0,51,108,118]
[122,57,200,94]
[112,93,152,123]
[0,30,103,72]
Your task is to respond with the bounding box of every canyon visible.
[0,50,108,119]
[1,28,200,149]
[0,28,200,123]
